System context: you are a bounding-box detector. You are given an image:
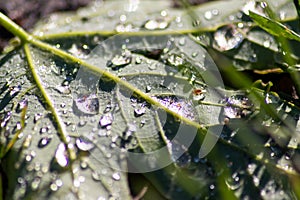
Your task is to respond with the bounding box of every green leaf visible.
[249,11,300,42]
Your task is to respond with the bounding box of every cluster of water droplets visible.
[221,95,253,119]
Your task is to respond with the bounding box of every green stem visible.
[23,44,76,161]
[0,12,32,42]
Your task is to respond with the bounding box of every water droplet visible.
[112,172,121,181]
[135,56,142,64]
[78,120,87,127]
[213,25,244,51]
[279,11,286,20]
[179,37,185,46]
[104,104,112,113]
[143,18,169,30]
[16,98,28,113]
[134,106,146,117]
[76,137,95,151]
[55,143,69,167]
[1,111,11,128]
[92,171,102,181]
[204,11,213,20]
[145,86,152,93]
[0,85,21,111]
[31,177,41,191]
[40,126,49,134]
[107,50,132,70]
[222,95,253,118]
[74,93,99,115]
[99,113,113,128]
[23,134,32,148]
[263,40,271,48]
[38,136,52,148]
[55,85,71,94]
[34,113,43,123]
[242,0,267,16]
[166,54,184,67]
[115,23,137,32]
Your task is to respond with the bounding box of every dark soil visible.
[0,0,214,52]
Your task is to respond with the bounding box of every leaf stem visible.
[23,44,76,161]
[0,12,32,43]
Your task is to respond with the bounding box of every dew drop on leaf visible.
[99,113,113,128]
[55,143,69,167]
[76,136,95,151]
[55,85,71,94]
[213,25,244,51]
[112,172,121,181]
[16,98,28,113]
[74,93,99,115]
[106,50,132,70]
[38,136,52,148]
[0,111,11,128]
[34,113,43,123]
[222,95,253,118]
[143,18,169,30]
[115,23,137,32]
[134,106,146,117]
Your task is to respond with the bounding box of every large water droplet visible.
[76,137,95,151]
[74,93,99,115]
[55,143,69,167]
[213,25,244,51]
[107,50,132,70]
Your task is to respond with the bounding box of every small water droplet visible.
[55,143,69,167]
[134,106,146,117]
[16,98,28,113]
[76,137,95,151]
[143,18,169,30]
[1,111,11,128]
[99,113,113,128]
[112,172,121,181]
[104,104,112,113]
[166,54,184,67]
[107,50,132,70]
[74,93,99,115]
[222,95,253,118]
[204,11,213,20]
[213,25,244,51]
[38,136,52,148]
[23,134,32,148]
[31,177,41,191]
[135,56,142,64]
[92,171,102,181]
[145,86,152,93]
[78,120,87,127]
[40,126,49,134]
[115,23,137,32]
[34,113,43,123]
